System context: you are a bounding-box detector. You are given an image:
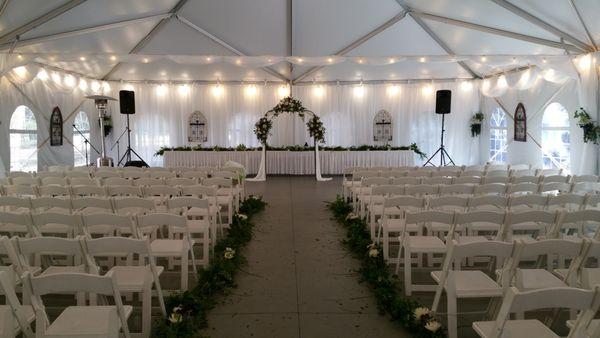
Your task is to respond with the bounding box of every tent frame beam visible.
[0,13,171,51]
[568,0,597,51]
[176,14,289,82]
[0,0,87,44]
[412,12,582,53]
[488,0,592,52]
[0,0,10,19]
[292,10,408,84]
[101,0,190,80]
[395,0,480,79]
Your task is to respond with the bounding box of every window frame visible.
[9,105,38,172]
[489,107,508,164]
[73,111,91,167]
[541,102,571,172]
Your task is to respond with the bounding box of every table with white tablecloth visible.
[163,150,415,175]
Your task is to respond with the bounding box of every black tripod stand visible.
[117,114,148,167]
[423,113,455,167]
[73,124,100,166]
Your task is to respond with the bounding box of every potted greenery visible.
[574,107,600,144]
[470,112,484,137]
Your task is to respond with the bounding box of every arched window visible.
[373,110,392,144]
[73,111,91,167]
[188,111,207,143]
[489,107,508,163]
[542,103,570,172]
[9,106,38,172]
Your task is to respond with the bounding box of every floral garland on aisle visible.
[254,96,326,145]
[153,196,267,337]
[327,197,445,338]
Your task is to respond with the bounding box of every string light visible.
[110,55,117,61]
[419,57,426,63]
[78,79,88,91]
[123,83,134,91]
[353,80,365,98]
[357,58,364,64]
[327,57,333,63]
[542,57,547,64]
[480,56,487,62]
[387,84,400,96]
[17,54,23,60]
[13,66,27,77]
[91,80,101,93]
[142,58,149,63]
[51,72,62,85]
[460,80,473,92]
[313,84,324,98]
[156,84,167,96]
[245,84,257,97]
[212,79,224,97]
[277,84,290,98]
[102,81,111,93]
[79,56,86,61]
[205,56,212,62]
[422,82,434,95]
[63,74,76,88]
[36,69,49,81]
[388,58,395,64]
[178,84,190,95]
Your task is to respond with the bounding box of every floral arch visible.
[249,96,330,181]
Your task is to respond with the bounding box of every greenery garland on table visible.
[154,143,426,159]
[254,96,326,146]
[327,197,445,338]
[469,112,484,137]
[153,196,267,337]
[574,107,600,144]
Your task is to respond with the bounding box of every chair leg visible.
[142,289,151,337]
[404,244,412,296]
[383,229,389,261]
[447,292,458,338]
[181,253,188,291]
[202,231,210,266]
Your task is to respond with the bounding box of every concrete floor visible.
[201,176,408,338]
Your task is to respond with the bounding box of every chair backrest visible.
[449,239,514,263]
[7,172,32,178]
[0,270,34,337]
[474,183,507,195]
[25,272,130,336]
[422,176,453,185]
[71,197,113,213]
[553,209,600,240]
[10,177,39,186]
[507,194,548,210]
[352,171,378,181]
[165,178,197,187]
[4,185,38,197]
[30,197,72,213]
[31,212,81,235]
[539,182,572,194]
[0,212,33,233]
[143,185,180,198]
[133,178,165,187]
[406,170,431,178]
[489,286,600,338]
[454,210,506,227]
[362,177,389,187]
[16,236,84,260]
[404,211,455,233]
[101,177,132,187]
[68,177,97,186]
[542,174,570,183]
[486,170,509,178]
[167,197,210,214]
[82,213,134,234]
[64,171,91,179]
[536,168,563,176]
[547,193,586,211]
[71,185,105,197]
[121,171,149,179]
[37,185,71,197]
[483,176,510,184]
[370,185,405,198]
[461,170,484,177]
[39,177,68,186]
[404,184,439,196]
[106,185,143,197]
[212,171,236,179]
[508,164,530,171]
[382,196,425,212]
[0,196,31,211]
[511,175,540,184]
[112,197,156,214]
[391,177,420,185]
[439,184,474,196]
[573,182,600,194]
[513,239,583,264]
[465,165,485,172]
[181,171,209,180]
[427,196,469,211]
[502,210,558,241]
[149,171,176,179]
[180,184,217,198]
[572,175,598,183]
[452,176,481,185]
[511,169,537,177]
[383,171,406,178]
[203,177,232,188]
[94,170,122,179]
[487,164,509,171]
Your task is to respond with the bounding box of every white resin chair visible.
[71,197,113,215]
[439,184,475,196]
[167,197,211,265]
[64,171,91,179]
[31,212,81,238]
[82,236,166,338]
[452,176,482,185]
[143,185,180,212]
[133,178,165,187]
[511,175,541,184]
[94,170,122,179]
[391,177,421,185]
[355,177,390,216]
[367,185,405,238]
[0,269,35,338]
[378,196,426,260]
[4,185,38,198]
[511,169,537,177]
[404,184,439,197]
[0,212,34,237]
[431,240,514,338]
[0,197,31,214]
[106,185,143,198]
[165,177,197,187]
[426,196,468,235]
[181,170,209,180]
[37,185,70,198]
[180,185,221,230]
[507,194,548,212]
[25,272,132,338]
[6,172,31,179]
[542,174,571,183]
[203,177,235,224]
[472,286,600,338]
[456,210,507,243]
[148,170,176,179]
[539,182,572,195]
[572,182,600,194]
[102,177,132,187]
[536,168,563,176]
[572,175,598,183]
[9,177,39,186]
[121,171,149,180]
[30,197,72,214]
[81,213,135,239]
[422,177,452,185]
[112,198,157,238]
[500,210,558,242]
[551,209,600,240]
[395,210,454,295]
[474,184,507,196]
[483,176,510,184]
[70,185,106,197]
[67,177,97,186]
[39,177,68,186]
[506,183,538,195]
[136,214,197,291]
[546,193,586,212]
[14,236,88,278]
[462,170,485,177]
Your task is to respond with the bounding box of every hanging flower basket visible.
[469,112,484,137]
[574,107,600,144]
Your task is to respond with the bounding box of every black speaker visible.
[435,90,451,115]
[119,90,135,115]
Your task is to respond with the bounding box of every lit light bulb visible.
[354,84,365,98]
[13,66,27,77]
[78,79,88,91]
[313,85,324,97]
[419,57,426,63]
[460,81,473,92]
[142,58,149,63]
[178,84,190,95]
[110,55,117,61]
[79,56,86,61]
[51,72,62,85]
[245,84,257,96]
[481,56,487,62]
[102,81,111,93]
[91,81,101,93]
[37,69,49,81]
[123,83,134,91]
[357,58,364,64]
[577,54,591,71]
[63,74,76,88]
[156,84,167,96]
[327,57,333,63]
[422,84,434,95]
[206,56,212,62]
[387,85,400,96]
[277,85,290,98]
[388,58,395,64]
[212,84,223,97]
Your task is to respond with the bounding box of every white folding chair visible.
[511,169,537,177]
[422,176,453,185]
[70,185,106,197]
[551,210,600,240]
[203,177,235,225]
[0,212,33,237]
[542,174,571,184]
[391,177,421,185]
[9,177,39,186]
[143,185,180,212]
[3,186,38,198]
[25,272,132,338]
[486,170,509,178]
[180,185,221,232]
[404,184,439,197]
[508,164,530,171]
[500,210,558,242]
[82,236,166,338]
[30,198,72,214]
[6,173,31,179]
[511,175,540,184]
[0,197,31,214]
[453,176,482,185]
[167,197,212,265]
[132,178,164,187]
[462,170,485,177]
[94,170,122,179]
[121,171,149,180]
[165,178,197,187]
[0,270,34,338]
[367,185,405,238]
[536,168,563,176]
[102,177,132,187]
[106,186,143,198]
[71,197,113,215]
[112,198,157,238]
[546,193,586,212]
[507,194,548,212]
[64,171,91,179]
[136,214,197,291]
[539,182,572,195]
[378,196,426,260]
[31,213,81,238]
[572,175,598,183]
[148,171,176,179]
[439,184,475,196]
[431,240,514,338]
[180,171,209,181]
[37,185,70,198]
[81,213,134,239]
[67,177,97,186]
[426,196,468,236]
[475,184,507,196]
[395,210,454,295]
[39,177,68,186]
[474,286,600,338]
[355,177,390,217]
[36,171,64,178]
[572,182,600,194]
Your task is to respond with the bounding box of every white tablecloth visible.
[163,150,415,175]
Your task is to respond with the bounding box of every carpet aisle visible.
[202,176,408,338]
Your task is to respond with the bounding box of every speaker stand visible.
[424,113,455,167]
[117,114,148,167]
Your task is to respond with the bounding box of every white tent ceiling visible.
[0,0,597,83]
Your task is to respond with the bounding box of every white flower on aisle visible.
[224,247,236,259]
[168,306,183,323]
[237,214,248,221]
[425,320,442,332]
[346,212,359,220]
[413,307,431,320]
[367,243,379,257]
